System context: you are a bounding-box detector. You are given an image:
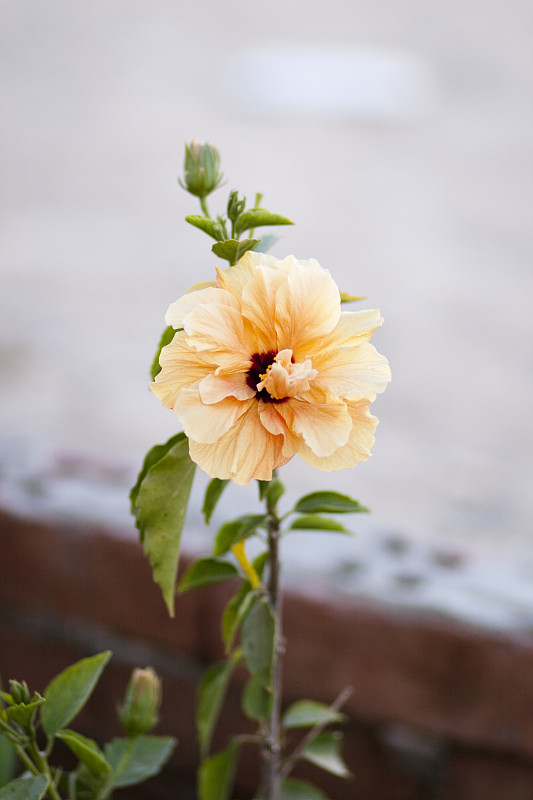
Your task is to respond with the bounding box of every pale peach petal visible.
[216,251,276,298]
[274,262,341,351]
[298,398,378,470]
[312,342,391,400]
[276,398,352,458]
[150,332,214,409]
[176,387,253,444]
[199,373,255,404]
[165,286,239,329]
[297,309,383,360]
[258,403,300,459]
[183,303,249,360]
[240,265,287,351]
[188,404,290,484]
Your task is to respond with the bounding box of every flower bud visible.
[8,680,31,705]
[118,667,161,736]
[180,140,223,198]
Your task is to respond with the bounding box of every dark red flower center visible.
[246,351,290,403]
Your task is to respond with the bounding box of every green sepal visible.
[241,674,272,721]
[197,650,242,757]
[222,583,257,654]
[213,514,268,556]
[55,730,111,778]
[293,491,369,514]
[212,238,260,265]
[198,740,240,800]
[0,775,48,800]
[234,209,293,237]
[130,433,196,615]
[185,214,225,241]
[280,778,329,800]
[178,557,239,594]
[202,478,230,525]
[150,325,176,380]
[282,700,348,729]
[301,731,351,778]
[104,735,176,788]
[242,596,276,689]
[288,515,352,534]
[41,651,111,739]
[4,694,45,730]
[340,292,365,303]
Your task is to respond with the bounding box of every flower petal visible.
[150,332,214,409]
[199,373,256,404]
[240,265,288,351]
[312,342,391,400]
[276,398,352,458]
[177,387,253,443]
[274,261,341,351]
[298,398,378,470]
[188,404,290,484]
[258,403,300,459]
[216,251,276,298]
[165,286,239,329]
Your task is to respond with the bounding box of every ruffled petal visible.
[165,286,239,329]
[276,398,352,458]
[176,387,253,444]
[258,403,300,459]
[188,404,290,484]
[274,261,341,352]
[240,265,287,351]
[216,251,276,299]
[150,331,214,409]
[199,373,256,404]
[311,342,391,400]
[299,398,378,470]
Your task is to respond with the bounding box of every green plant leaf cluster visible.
[0,653,176,800]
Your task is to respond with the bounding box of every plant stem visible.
[200,196,210,217]
[261,485,283,800]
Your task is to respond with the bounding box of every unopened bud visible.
[180,140,223,198]
[119,667,161,736]
[8,680,31,705]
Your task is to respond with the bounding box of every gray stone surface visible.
[1,1,532,558]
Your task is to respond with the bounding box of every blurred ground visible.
[1,0,532,557]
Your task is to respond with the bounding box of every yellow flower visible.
[151,252,390,485]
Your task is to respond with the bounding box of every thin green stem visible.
[200,196,210,217]
[260,478,283,800]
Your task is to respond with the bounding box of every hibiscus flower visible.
[151,252,390,485]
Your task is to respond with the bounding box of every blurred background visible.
[1,0,532,566]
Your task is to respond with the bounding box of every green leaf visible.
[56,730,110,777]
[197,651,242,757]
[222,583,257,654]
[198,741,240,800]
[254,233,280,253]
[178,557,239,594]
[4,694,45,729]
[202,478,230,524]
[242,596,276,689]
[185,214,225,241]
[253,550,269,578]
[105,735,176,788]
[0,776,48,800]
[213,514,268,556]
[257,480,269,501]
[131,433,196,615]
[211,238,260,265]
[302,731,351,778]
[265,478,285,508]
[282,700,347,729]
[280,778,329,800]
[294,491,369,515]
[0,733,16,787]
[288,515,352,534]
[234,209,294,236]
[150,325,175,380]
[241,674,272,721]
[41,651,111,739]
